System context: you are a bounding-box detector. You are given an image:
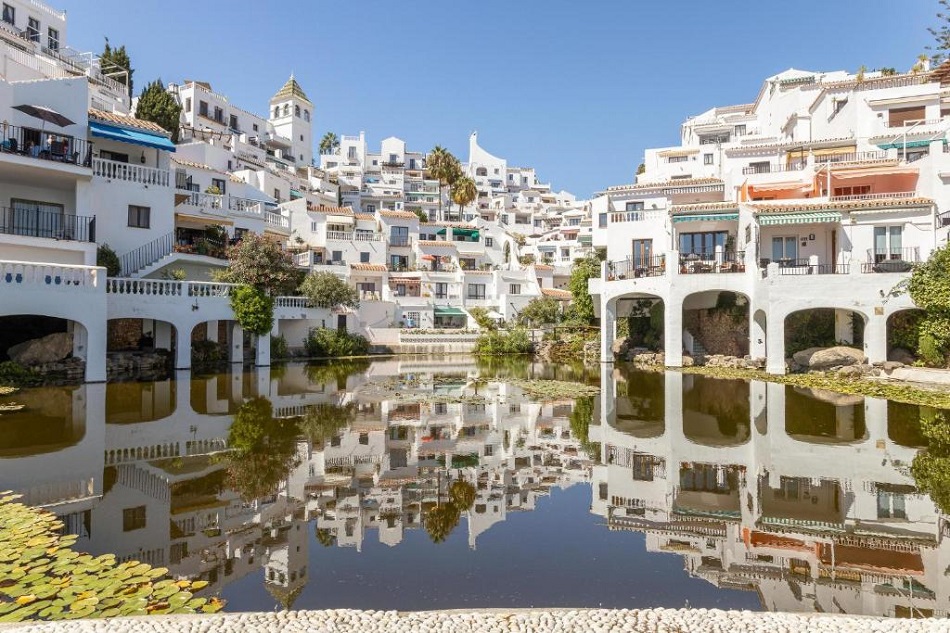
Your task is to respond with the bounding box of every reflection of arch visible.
[682,376,750,446]
[887,400,928,448]
[106,380,177,424]
[784,386,867,444]
[0,385,85,457]
[886,308,923,362]
[612,370,665,438]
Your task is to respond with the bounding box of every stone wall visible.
[106,351,171,381]
[107,319,144,352]
[683,309,749,357]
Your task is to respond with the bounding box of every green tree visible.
[636,162,646,175]
[426,146,461,220]
[518,296,562,327]
[319,132,339,155]
[567,255,601,324]
[230,285,275,336]
[907,245,950,366]
[928,1,950,65]
[468,306,497,331]
[96,244,121,276]
[298,402,354,447]
[100,38,133,99]
[424,499,461,544]
[135,79,182,142]
[299,271,360,309]
[218,233,299,295]
[569,396,601,461]
[412,208,428,222]
[450,176,478,220]
[225,397,301,501]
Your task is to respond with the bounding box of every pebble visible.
[3,608,948,633]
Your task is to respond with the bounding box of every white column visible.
[664,297,683,367]
[206,320,219,343]
[81,321,107,383]
[154,321,173,351]
[229,322,244,363]
[834,309,853,344]
[765,310,786,375]
[864,313,887,365]
[174,325,191,370]
[750,309,767,360]
[600,294,615,364]
[255,332,271,367]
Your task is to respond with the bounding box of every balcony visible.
[180,192,227,217]
[607,255,666,280]
[772,258,850,275]
[1,125,90,167]
[829,191,916,202]
[228,196,264,217]
[326,231,353,241]
[679,251,745,274]
[608,209,666,223]
[264,212,290,231]
[862,247,919,273]
[389,236,411,247]
[92,157,170,186]
[0,206,95,242]
[741,162,807,175]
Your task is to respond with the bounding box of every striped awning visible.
[758,212,841,226]
[672,213,739,223]
[875,139,937,150]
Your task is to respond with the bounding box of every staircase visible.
[691,338,708,363]
[119,232,174,277]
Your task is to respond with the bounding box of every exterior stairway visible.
[119,231,174,277]
[691,338,707,364]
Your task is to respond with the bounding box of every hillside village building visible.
[591,63,950,373]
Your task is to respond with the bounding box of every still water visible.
[0,357,947,618]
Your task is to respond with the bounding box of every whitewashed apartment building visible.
[591,62,950,373]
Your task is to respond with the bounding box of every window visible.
[468,283,486,299]
[229,114,239,131]
[252,123,259,132]
[888,105,925,127]
[873,226,903,261]
[47,27,58,51]
[599,213,607,228]
[734,124,746,136]
[406,311,420,326]
[331,250,342,263]
[509,284,521,295]
[833,98,848,115]
[304,110,310,122]
[300,134,304,141]
[679,231,727,256]
[198,101,208,117]
[484,445,494,457]
[748,161,771,174]
[122,506,147,531]
[704,153,714,165]
[27,17,39,41]
[1,3,13,25]
[485,237,493,247]
[213,106,223,123]
[274,188,280,200]
[832,185,870,198]
[360,252,370,263]
[211,178,226,194]
[184,97,191,112]
[632,239,653,267]
[358,432,369,445]
[667,155,688,163]
[877,491,907,519]
[273,107,279,118]
[295,105,301,117]
[771,236,798,263]
[625,201,644,211]
[310,221,319,232]
[283,104,289,116]
[127,205,151,229]
[10,199,64,238]
[434,282,448,299]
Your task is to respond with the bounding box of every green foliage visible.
[636,162,646,175]
[218,233,299,295]
[191,339,223,365]
[473,329,534,355]
[160,268,186,281]
[449,480,476,511]
[467,307,497,331]
[270,334,289,359]
[503,241,511,264]
[518,296,562,327]
[518,253,536,266]
[412,208,428,222]
[225,397,301,501]
[784,309,838,356]
[304,328,369,358]
[318,132,339,155]
[0,492,222,621]
[299,271,359,309]
[230,285,274,336]
[569,396,601,461]
[907,246,950,366]
[298,403,354,446]
[315,527,336,547]
[928,0,950,65]
[100,38,133,98]
[450,175,477,216]
[912,411,950,513]
[0,361,38,388]
[567,255,601,325]
[134,79,182,143]
[424,501,461,544]
[305,359,371,387]
[96,244,121,277]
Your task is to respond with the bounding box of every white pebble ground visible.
[3,609,949,633]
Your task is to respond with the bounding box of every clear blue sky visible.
[56,0,936,197]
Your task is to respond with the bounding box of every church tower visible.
[269,75,314,166]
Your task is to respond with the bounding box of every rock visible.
[8,332,73,365]
[682,355,695,367]
[888,347,916,365]
[611,338,629,357]
[881,360,904,372]
[792,346,865,370]
[837,365,863,378]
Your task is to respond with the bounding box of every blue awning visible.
[89,121,176,152]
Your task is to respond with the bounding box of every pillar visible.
[206,320,218,343]
[154,321,173,351]
[750,309,767,360]
[255,332,271,367]
[81,321,107,383]
[765,311,786,375]
[600,295,615,363]
[174,326,191,370]
[864,312,887,365]
[229,322,244,363]
[664,298,683,367]
[834,309,853,344]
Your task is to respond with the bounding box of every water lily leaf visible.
[14,595,35,605]
[189,580,209,591]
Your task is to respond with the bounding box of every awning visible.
[749,181,811,192]
[672,212,739,223]
[327,214,354,224]
[290,188,303,199]
[437,227,480,239]
[876,139,938,150]
[89,121,176,152]
[434,306,467,317]
[420,254,435,261]
[811,145,856,158]
[485,310,504,320]
[175,212,233,226]
[658,148,699,158]
[758,212,841,226]
[830,166,918,179]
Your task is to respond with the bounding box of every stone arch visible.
[680,289,751,358]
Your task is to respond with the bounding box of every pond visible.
[0,357,948,618]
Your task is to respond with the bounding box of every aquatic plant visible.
[0,492,222,622]
[510,379,600,401]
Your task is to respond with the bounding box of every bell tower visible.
[269,74,314,166]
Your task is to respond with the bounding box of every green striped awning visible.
[671,212,739,223]
[434,306,467,317]
[875,139,937,150]
[758,212,841,226]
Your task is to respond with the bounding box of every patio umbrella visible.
[12,104,75,128]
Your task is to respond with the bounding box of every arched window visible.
[295,105,300,117]
[283,104,289,116]
[273,107,279,118]
[304,110,310,122]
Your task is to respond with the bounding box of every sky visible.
[55,0,937,198]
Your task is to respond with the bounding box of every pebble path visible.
[3,608,949,632]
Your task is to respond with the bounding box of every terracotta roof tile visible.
[534,264,554,271]
[608,177,724,192]
[354,213,376,221]
[417,240,457,248]
[465,270,493,275]
[171,157,226,173]
[420,221,473,229]
[350,263,387,272]
[671,201,741,214]
[749,197,934,214]
[380,210,418,220]
[308,206,354,215]
[88,108,170,135]
[541,287,572,300]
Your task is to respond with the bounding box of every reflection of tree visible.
[911,410,950,513]
[315,527,337,547]
[225,397,301,501]
[449,480,476,511]
[424,502,461,544]
[305,360,371,391]
[298,403,355,447]
[570,396,600,461]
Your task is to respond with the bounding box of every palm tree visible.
[319,132,339,156]
[450,176,477,222]
[426,146,461,221]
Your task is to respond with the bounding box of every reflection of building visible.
[0,360,592,607]
[592,367,946,618]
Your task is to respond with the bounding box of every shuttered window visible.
[888,106,926,127]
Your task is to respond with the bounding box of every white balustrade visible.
[265,212,290,229]
[275,296,312,308]
[106,277,182,295]
[326,230,354,241]
[92,157,170,186]
[228,197,264,217]
[0,260,100,288]
[186,281,234,297]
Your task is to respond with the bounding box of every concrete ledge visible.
[3,608,946,632]
[887,366,950,386]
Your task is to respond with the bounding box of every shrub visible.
[0,361,38,387]
[191,339,223,365]
[230,284,274,336]
[271,334,290,359]
[299,271,359,309]
[218,233,299,295]
[97,244,121,276]
[304,328,370,358]
[518,296,562,327]
[468,307,497,331]
[473,328,534,355]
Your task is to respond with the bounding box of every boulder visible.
[888,347,916,365]
[837,365,864,378]
[611,338,630,358]
[792,346,865,371]
[882,361,904,372]
[682,355,695,367]
[8,332,73,366]
[793,386,863,407]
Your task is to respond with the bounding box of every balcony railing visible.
[607,255,666,280]
[679,251,745,274]
[775,259,850,275]
[264,212,289,230]
[818,150,889,164]
[829,191,916,202]
[182,192,227,215]
[1,124,90,167]
[92,157,170,186]
[228,196,264,217]
[741,161,806,175]
[0,206,95,242]
[862,247,920,273]
[326,231,354,241]
[608,209,666,223]
[389,236,411,247]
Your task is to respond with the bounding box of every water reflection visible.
[3,359,950,617]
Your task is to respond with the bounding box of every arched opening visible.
[612,368,664,438]
[191,321,229,366]
[785,386,867,444]
[682,374,750,446]
[0,314,86,377]
[784,308,866,367]
[614,294,665,353]
[887,309,924,365]
[681,290,750,359]
[475,167,488,177]
[107,318,176,379]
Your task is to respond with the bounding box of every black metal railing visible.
[607,254,666,280]
[679,251,745,274]
[389,236,410,247]
[0,124,90,166]
[938,210,950,228]
[776,260,850,275]
[861,247,919,273]
[0,206,95,242]
[119,231,174,276]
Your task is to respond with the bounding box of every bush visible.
[299,271,359,309]
[304,328,369,358]
[518,296,561,327]
[473,328,534,355]
[468,307,497,331]
[191,339,223,365]
[230,285,274,336]
[97,244,121,276]
[271,334,290,359]
[0,361,38,387]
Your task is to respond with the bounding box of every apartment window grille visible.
[734,124,746,136]
[229,114,239,131]
[199,101,208,117]
[360,252,370,263]
[27,18,39,41]
[485,237,493,247]
[509,284,521,295]
[122,506,147,532]
[406,311,420,326]
[1,4,13,25]
[704,153,714,165]
[434,283,448,299]
[599,213,607,228]
[468,284,486,299]
[273,107,279,118]
[877,491,907,519]
[47,27,58,51]
[127,205,151,229]
[667,155,688,163]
